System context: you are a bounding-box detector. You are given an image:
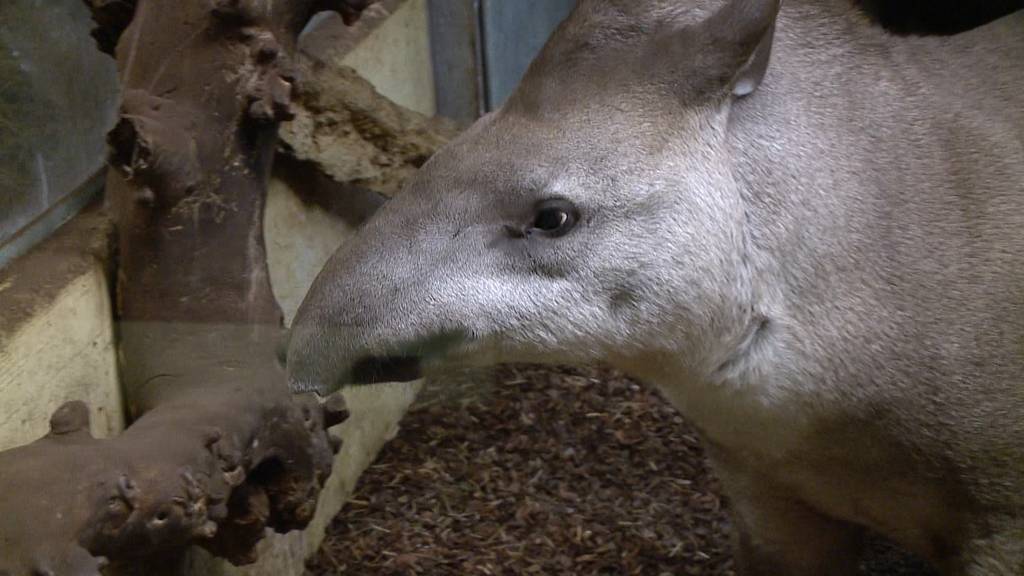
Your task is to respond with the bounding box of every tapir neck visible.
[723,0,1024,395]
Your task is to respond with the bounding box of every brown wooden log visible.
[0,1,374,573]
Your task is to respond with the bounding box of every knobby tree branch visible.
[0,0,376,573]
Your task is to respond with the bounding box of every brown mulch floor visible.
[309,366,936,575]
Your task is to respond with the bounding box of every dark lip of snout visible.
[286,354,424,396]
[285,329,471,395]
[349,355,423,385]
[342,330,469,387]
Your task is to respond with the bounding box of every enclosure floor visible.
[309,366,935,575]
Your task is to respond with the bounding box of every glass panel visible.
[0,0,119,247]
[480,0,576,110]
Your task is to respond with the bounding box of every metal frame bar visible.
[427,0,487,123]
[0,170,105,270]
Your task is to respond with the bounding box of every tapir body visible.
[289,1,1024,573]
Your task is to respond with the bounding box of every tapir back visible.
[728,1,1024,506]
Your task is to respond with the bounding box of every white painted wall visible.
[0,214,123,452]
[341,0,437,116]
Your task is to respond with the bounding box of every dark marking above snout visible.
[350,356,423,384]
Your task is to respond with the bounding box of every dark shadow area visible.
[856,0,1024,35]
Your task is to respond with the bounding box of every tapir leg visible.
[708,449,866,576]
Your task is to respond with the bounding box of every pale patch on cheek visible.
[439,270,608,364]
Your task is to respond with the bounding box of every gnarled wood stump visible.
[0,1,375,573]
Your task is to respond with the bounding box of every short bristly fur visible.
[288,1,1024,573]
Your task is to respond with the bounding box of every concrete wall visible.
[340,0,436,117]
[301,0,436,117]
[0,209,123,451]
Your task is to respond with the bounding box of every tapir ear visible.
[731,17,777,96]
[695,0,782,98]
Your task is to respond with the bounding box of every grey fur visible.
[288,1,1024,573]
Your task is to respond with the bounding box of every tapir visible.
[287,0,1024,573]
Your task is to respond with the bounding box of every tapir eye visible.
[529,199,579,238]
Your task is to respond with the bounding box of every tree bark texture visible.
[279,55,460,198]
[0,1,375,573]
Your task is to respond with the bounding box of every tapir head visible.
[288,0,780,396]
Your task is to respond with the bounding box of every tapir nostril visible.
[350,355,422,384]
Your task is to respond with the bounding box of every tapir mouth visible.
[285,329,465,395]
[343,330,468,386]
[349,355,423,385]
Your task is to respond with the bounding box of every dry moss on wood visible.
[279,55,460,198]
